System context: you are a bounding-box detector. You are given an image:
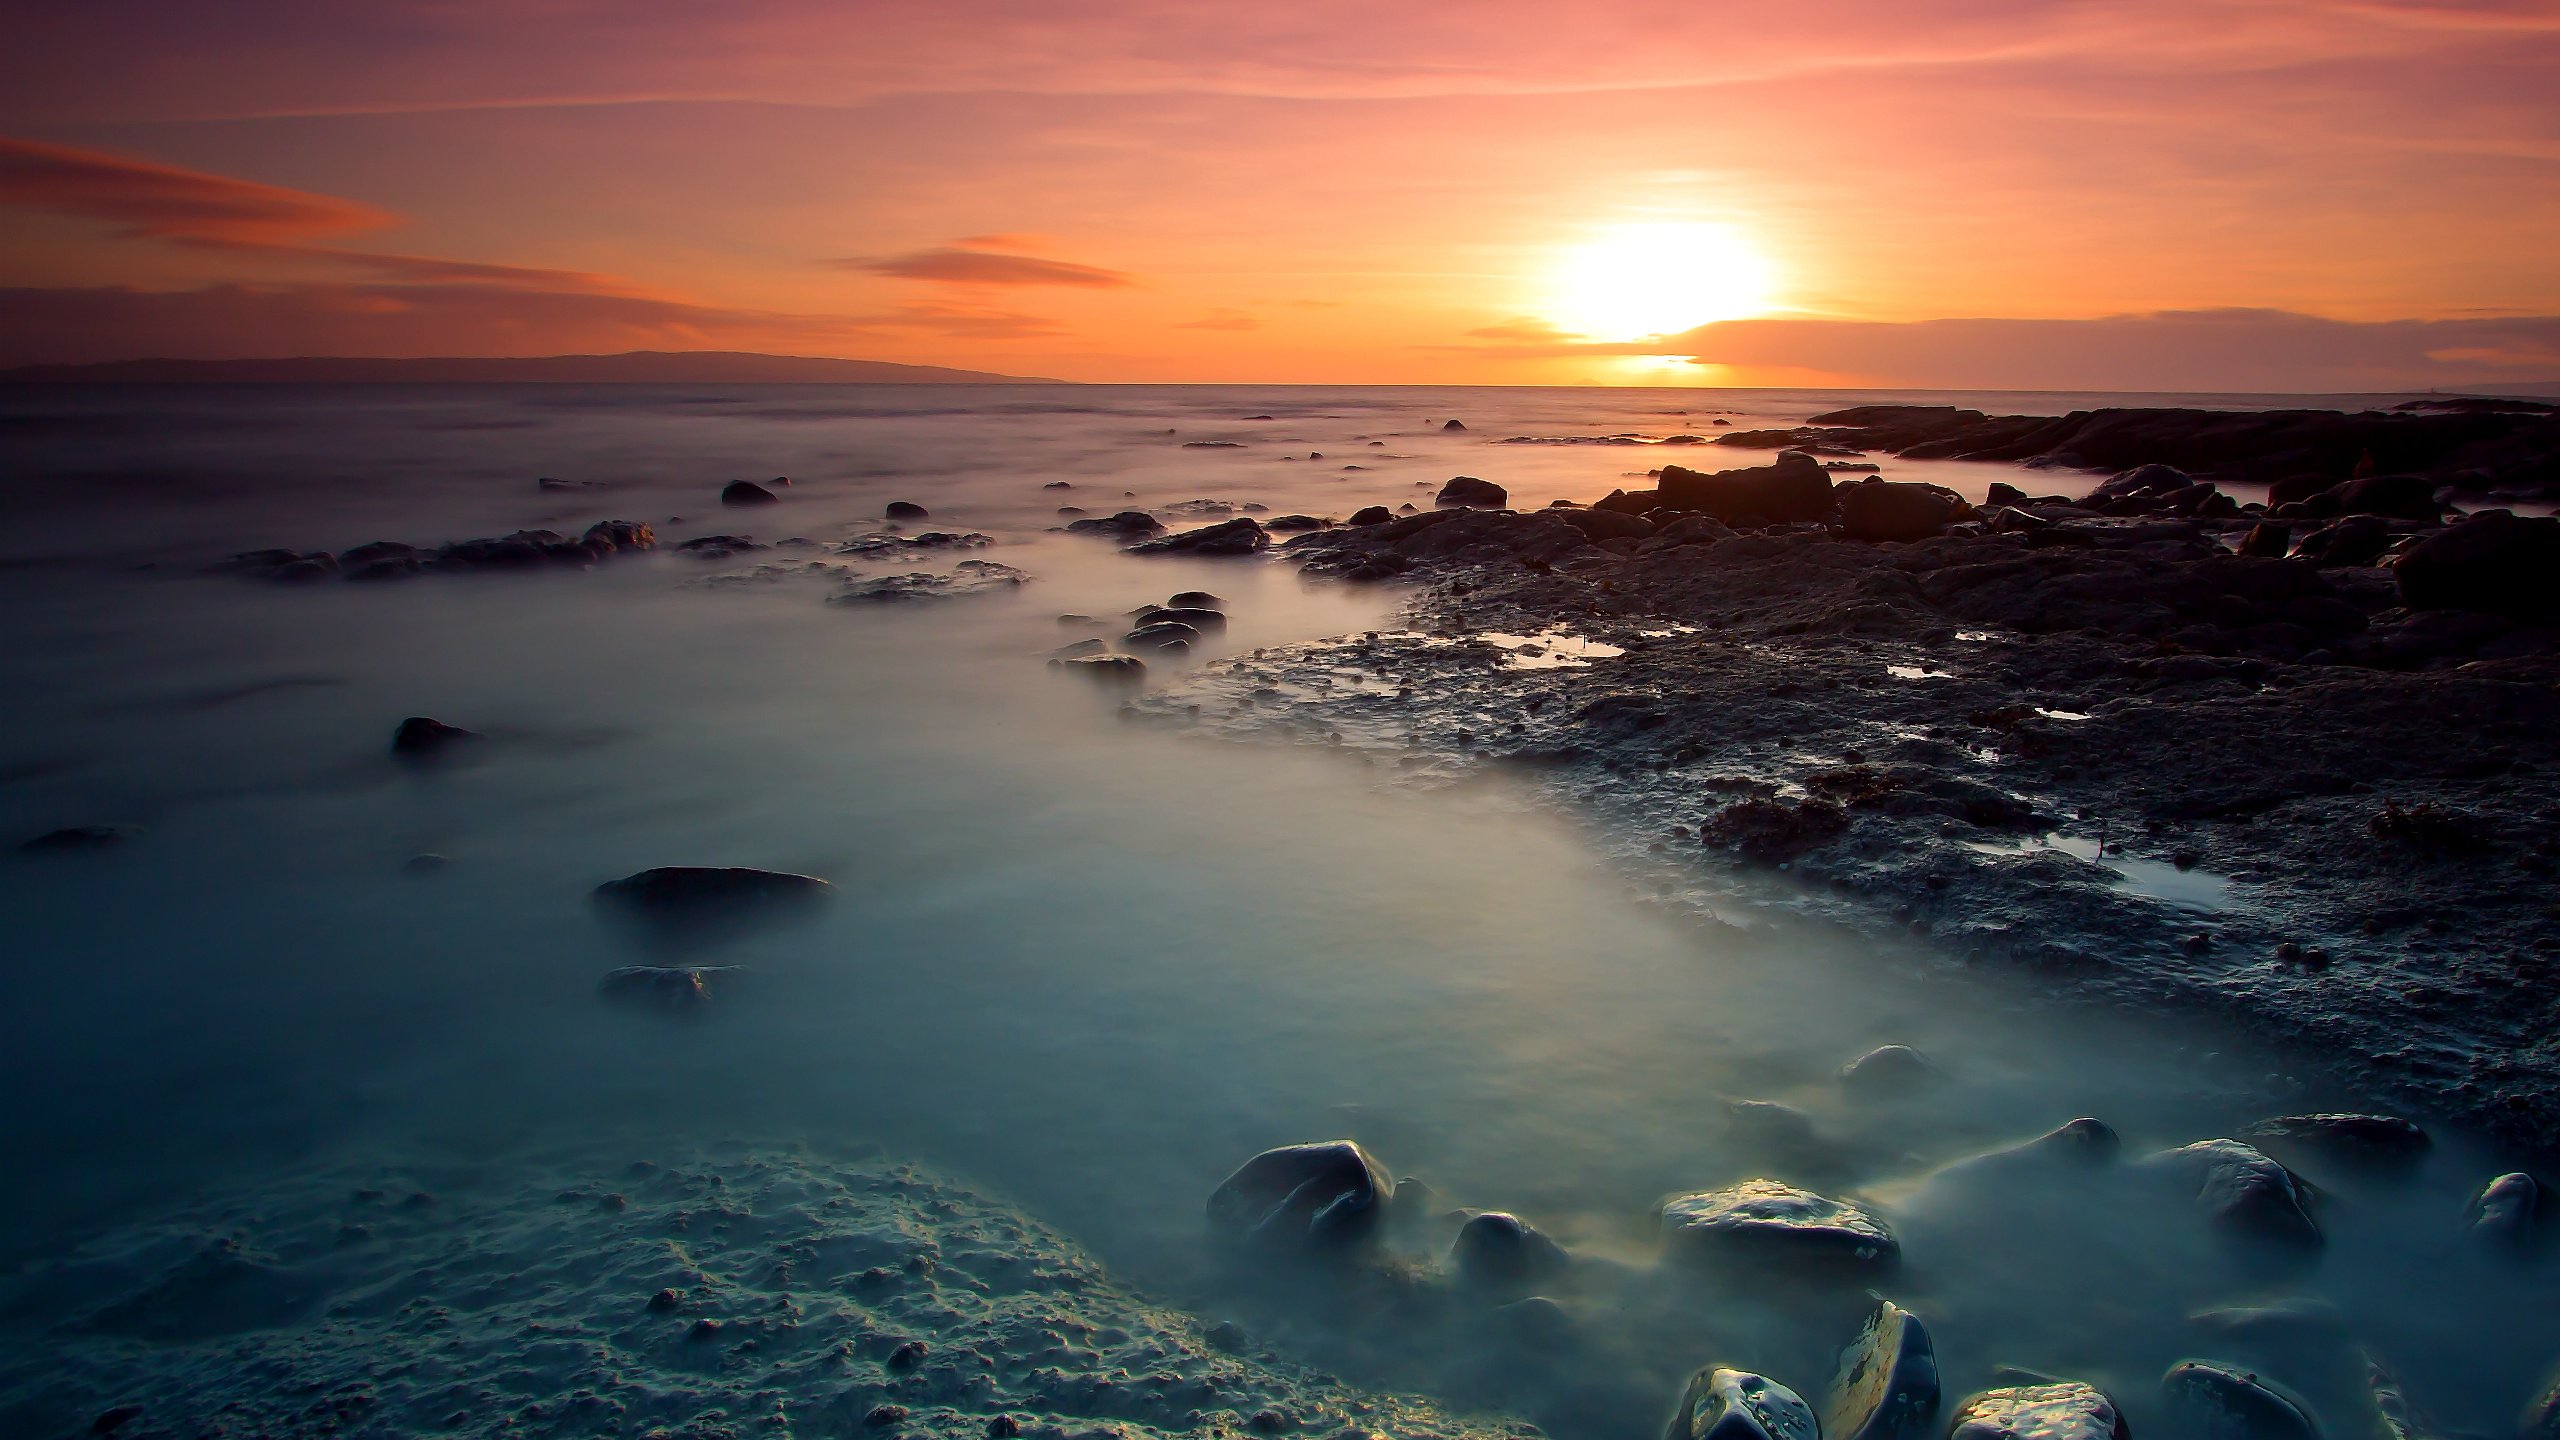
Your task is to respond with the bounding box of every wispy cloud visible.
[0,136,394,244]
[1173,309,1258,331]
[836,245,1133,288]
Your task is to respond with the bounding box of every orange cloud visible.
[0,136,395,244]
[838,245,1133,288]
[1173,309,1258,331]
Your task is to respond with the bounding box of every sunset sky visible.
[3,0,2558,388]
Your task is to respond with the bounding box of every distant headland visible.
[0,351,1066,384]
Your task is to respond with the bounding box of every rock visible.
[721,480,779,506]
[1437,476,1509,508]
[1838,481,1967,543]
[1138,606,1228,633]
[1205,1140,1394,1247]
[1654,516,1740,544]
[676,534,764,558]
[1050,638,1108,659]
[1840,1044,1938,1092]
[1660,1179,1898,1267]
[591,867,832,926]
[18,824,141,854]
[1122,621,1202,652]
[2524,1364,2560,1440]
[2291,514,2391,567]
[1349,506,1394,526]
[1947,1385,2128,1440]
[1825,1300,1940,1440]
[583,519,655,552]
[2365,1355,2424,1440]
[2138,1140,2320,1247]
[2327,474,2440,519]
[598,964,739,1015]
[90,1405,143,1436]
[391,716,483,759]
[2237,1114,2429,1169]
[1050,653,1147,685]
[1068,511,1166,537]
[1443,419,1468,432]
[2468,1172,2543,1246]
[1986,482,2030,507]
[1169,590,1225,608]
[1448,1211,1570,1289]
[1700,797,1850,863]
[885,501,930,520]
[1043,481,1074,490]
[1560,508,1656,541]
[2161,1361,2320,1440]
[1129,517,1269,556]
[2394,511,2560,619]
[2237,522,2292,558]
[403,852,449,875]
[1650,452,1836,525]
[1665,1367,1818,1440]
[1265,514,1330,531]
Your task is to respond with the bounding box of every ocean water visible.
[1,384,2550,1439]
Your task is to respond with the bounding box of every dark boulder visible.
[1067,511,1166,537]
[2091,463,2196,501]
[1169,590,1226,608]
[1442,419,1468,432]
[2394,510,2560,619]
[1701,797,1850,863]
[1348,506,1394,526]
[1449,1211,1570,1290]
[1206,1140,1394,1247]
[1050,653,1147,685]
[1838,481,1967,543]
[1137,606,1228,633]
[1660,1180,1899,1267]
[2236,522,2291,558]
[2237,1113,2428,1170]
[591,866,832,926]
[1948,1385,2126,1440]
[721,480,779,507]
[2137,1140,2319,1247]
[2160,1363,2317,1440]
[1657,452,1836,525]
[1824,1300,1940,1440]
[1560,508,1656,541]
[1129,517,1269,556]
[677,534,764,558]
[1667,1368,1818,1440]
[1437,476,1509,508]
[1122,621,1201,652]
[885,501,930,520]
[2470,1172,2544,1248]
[2291,513,2392,567]
[391,716,483,759]
[1840,1045,1939,1092]
[2327,473,2440,519]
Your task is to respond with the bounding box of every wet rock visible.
[1438,476,1509,508]
[2139,1140,2320,1247]
[1443,419,1468,432]
[2161,1361,2320,1440]
[1051,653,1148,686]
[1840,1044,1939,1092]
[1645,452,1836,525]
[831,560,1028,603]
[1824,1300,1940,1440]
[1206,1140,1394,1248]
[2326,474,2440,519]
[340,540,423,580]
[18,824,141,854]
[1169,590,1226,608]
[1700,797,1850,864]
[1123,621,1202,652]
[90,1405,143,1436]
[1265,514,1331,531]
[391,716,483,759]
[677,534,765,558]
[584,519,655,552]
[1050,638,1108,659]
[2394,511,2560,620]
[1448,1211,1570,1289]
[1349,506,1394,526]
[2291,514,2391,568]
[1660,1179,1899,1267]
[1561,508,1656,542]
[2523,1364,2560,1440]
[591,867,832,926]
[2237,522,2292,558]
[1068,510,1166,537]
[1947,1384,2128,1440]
[2365,1355,2425,1440]
[1129,517,1269,556]
[598,964,738,1015]
[1838,481,1967,543]
[721,479,779,506]
[2468,1172,2544,1246]
[1665,1367,1818,1440]
[2238,1113,2429,1170]
[885,501,930,520]
[1138,606,1229,633]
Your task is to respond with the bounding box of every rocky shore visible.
[1136,403,2560,1153]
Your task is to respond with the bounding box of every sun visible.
[1546,222,1780,342]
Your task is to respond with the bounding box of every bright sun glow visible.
[1547,222,1780,342]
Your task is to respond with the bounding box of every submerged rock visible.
[2238,1114,2430,1170]
[1129,517,1269,556]
[677,534,765,558]
[1122,621,1201,653]
[591,867,832,926]
[1067,511,1166,537]
[1051,653,1147,685]
[1660,1179,1899,1267]
[1168,590,1225,608]
[885,501,929,520]
[1437,476,1508,508]
[390,716,483,759]
[831,560,1028,603]
[2139,1140,2320,1247]
[18,824,141,854]
[1448,1211,1570,1289]
[1825,1300,1940,1440]
[1665,1367,1818,1440]
[721,480,779,506]
[2161,1361,2320,1440]
[2470,1172,2544,1247]
[1349,506,1394,526]
[597,964,740,1015]
[1138,606,1228,633]
[1206,1140,1393,1248]
[1443,419,1469,432]
[1840,1044,1939,1093]
[1948,1385,2127,1440]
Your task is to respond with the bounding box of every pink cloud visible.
[837,245,1133,288]
[0,135,395,244]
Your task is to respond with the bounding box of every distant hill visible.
[0,351,1064,384]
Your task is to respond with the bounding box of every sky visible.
[2,0,2558,388]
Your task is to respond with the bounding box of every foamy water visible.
[2,384,2549,1440]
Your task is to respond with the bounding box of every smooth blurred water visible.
[1,384,2549,1440]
